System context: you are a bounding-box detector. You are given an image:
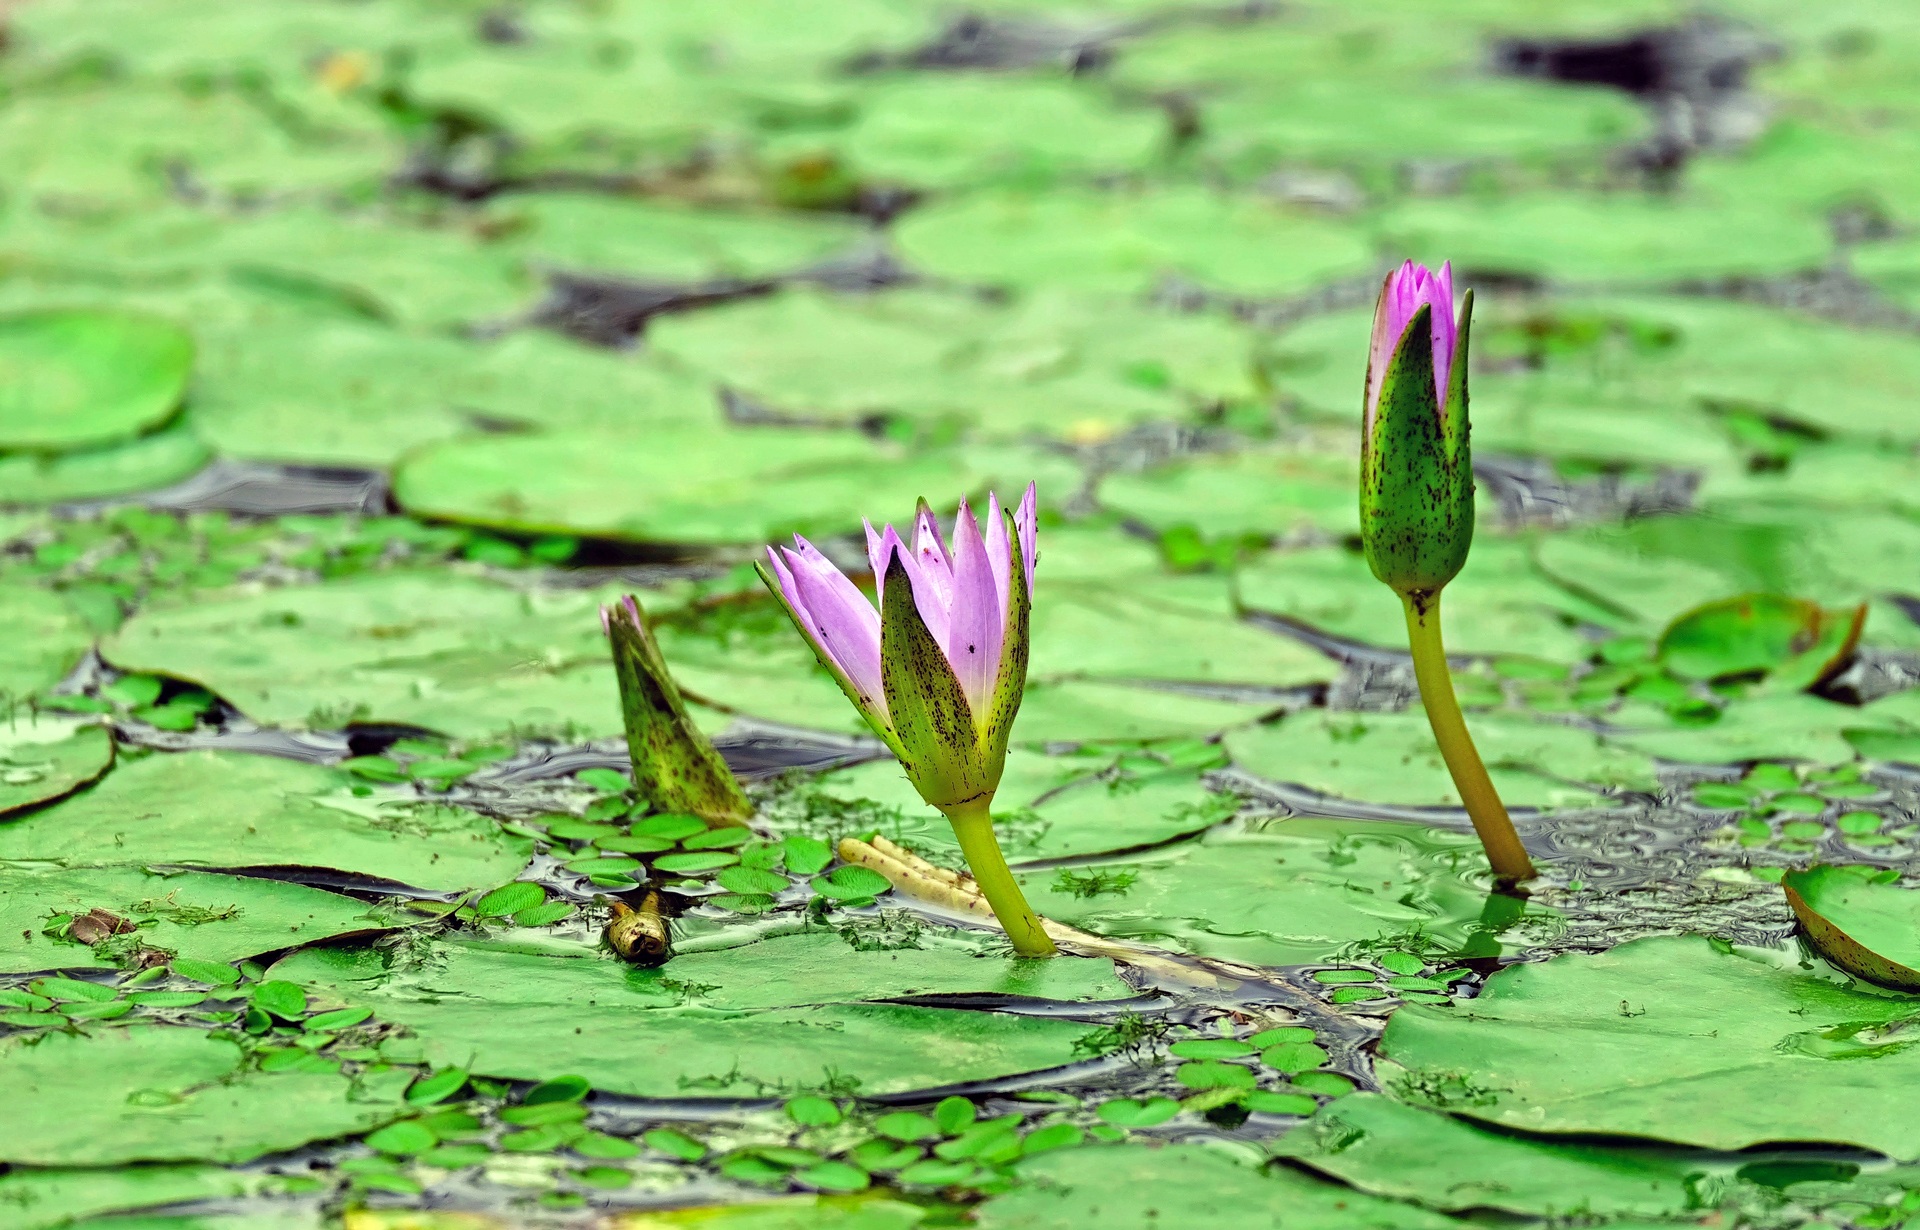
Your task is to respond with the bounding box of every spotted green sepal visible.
[604,595,752,827]
[1360,293,1475,606]
[879,549,991,810]
[975,503,1032,789]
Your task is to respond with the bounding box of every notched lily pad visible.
[1783,864,1920,992]
[0,309,192,452]
[1658,594,1864,689]
[0,713,113,818]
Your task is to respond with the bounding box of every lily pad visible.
[0,420,212,505]
[0,750,533,894]
[0,582,95,708]
[892,186,1377,298]
[392,429,1072,548]
[0,1025,409,1165]
[104,572,626,742]
[976,1142,1452,1229]
[647,287,1262,439]
[271,936,1126,1098]
[0,1164,267,1230]
[1658,594,1863,688]
[0,310,192,452]
[0,865,385,975]
[1277,1094,1706,1218]
[813,745,1236,863]
[1783,864,1920,992]
[1014,818,1514,968]
[1382,935,1920,1159]
[0,714,113,818]
[1225,710,1658,810]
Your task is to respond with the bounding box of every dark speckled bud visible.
[1360,261,1475,609]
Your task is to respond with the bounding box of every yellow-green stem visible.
[939,797,1057,957]
[1402,592,1537,886]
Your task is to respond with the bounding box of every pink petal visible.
[1015,483,1039,590]
[778,543,886,721]
[912,501,955,609]
[1368,261,1459,424]
[984,491,1011,630]
[944,498,1003,718]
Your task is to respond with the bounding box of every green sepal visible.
[754,560,909,763]
[603,595,752,827]
[976,504,1031,788]
[879,547,991,809]
[1359,296,1475,605]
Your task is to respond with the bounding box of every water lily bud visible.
[1360,260,1476,607]
[601,594,752,826]
[759,485,1037,813]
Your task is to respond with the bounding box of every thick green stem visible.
[938,797,1057,957]
[1402,592,1537,886]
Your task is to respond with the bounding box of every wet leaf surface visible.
[1783,864,1920,991]
[1382,935,1920,1159]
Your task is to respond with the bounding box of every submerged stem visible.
[938,797,1057,957]
[1402,592,1537,886]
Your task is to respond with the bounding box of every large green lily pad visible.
[0,420,211,505]
[0,310,192,452]
[0,865,385,974]
[272,935,1125,1097]
[976,1142,1453,1230]
[1014,818,1508,968]
[392,429,1074,548]
[0,1165,268,1230]
[0,714,113,818]
[1382,935,1920,1159]
[892,186,1377,298]
[0,750,532,894]
[1277,1094,1706,1218]
[1,1026,409,1166]
[1235,538,1597,663]
[647,287,1263,438]
[813,744,1236,863]
[1226,710,1658,810]
[104,572,625,742]
[0,582,95,708]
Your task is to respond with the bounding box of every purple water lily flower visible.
[1364,259,1459,437]
[760,484,1038,810]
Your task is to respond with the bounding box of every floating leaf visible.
[1782,864,1920,992]
[1658,594,1864,688]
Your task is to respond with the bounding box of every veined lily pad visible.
[392,429,1073,548]
[1382,935,1920,1159]
[0,865,385,975]
[893,186,1377,298]
[0,713,113,818]
[1014,818,1520,968]
[976,1142,1453,1229]
[0,750,532,894]
[271,935,1127,1098]
[104,572,627,742]
[0,582,95,708]
[0,419,211,505]
[1783,864,1920,992]
[1658,594,1864,689]
[0,1164,269,1230]
[1,1026,409,1166]
[0,310,191,452]
[1226,710,1657,810]
[1277,1094,1707,1218]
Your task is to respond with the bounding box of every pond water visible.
[4,2,1920,1228]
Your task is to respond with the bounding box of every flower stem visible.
[939,797,1057,957]
[1402,592,1537,887]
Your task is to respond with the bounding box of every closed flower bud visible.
[1360,260,1475,608]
